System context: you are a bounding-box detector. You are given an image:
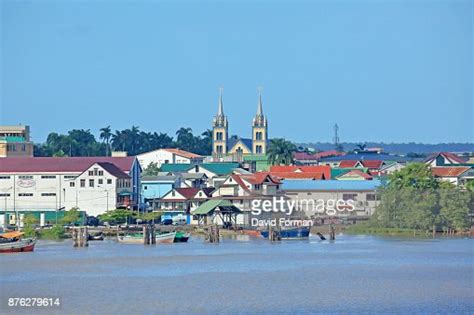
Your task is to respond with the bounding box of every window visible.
[256,145,263,154]
[217,145,223,154]
[41,193,56,197]
[107,179,112,184]
[64,175,76,179]
[343,194,358,201]
[70,182,75,187]
[19,175,33,180]
[0,176,11,179]
[366,194,376,201]
[164,160,169,164]
[0,193,10,197]
[7,144,16,151]
[98,179,103,185]
[98,171,103,176]
[41,175,56,179]
[144,186,148,190]
[80,179,86,187]
[195,165,199,172]
[88,170,93,176]
[21,144,26,151]
[256,131,262,140]
[18,193,33,197]
[89,179,94,187]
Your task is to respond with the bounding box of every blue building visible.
[141,175,181,209]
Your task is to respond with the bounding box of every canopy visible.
[192,199,241,215]
[0,231,24,239]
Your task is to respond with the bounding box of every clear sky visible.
[1,0,472,144]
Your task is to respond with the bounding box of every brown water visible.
[1,234,473,314]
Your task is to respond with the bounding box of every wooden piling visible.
[73,227,89,247]
[329,224,335,240]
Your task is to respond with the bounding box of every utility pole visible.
[333,123,340,150]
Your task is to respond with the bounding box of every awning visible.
[118,192,133,196]
[0,231,24,239]
[192,199,242,215]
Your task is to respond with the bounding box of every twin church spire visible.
[212,88,268,158]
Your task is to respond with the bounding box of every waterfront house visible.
[0,156,141,221]
[269,165,331,180]
[141,174,181,207]
[282,179,382,220]
[0,125,34,158]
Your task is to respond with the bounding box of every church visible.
[212,90,268,161]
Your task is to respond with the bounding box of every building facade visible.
[0,125,34,158]
[212,90,268,160]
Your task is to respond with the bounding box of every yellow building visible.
[212,90,268,161]
[0,125,34,158]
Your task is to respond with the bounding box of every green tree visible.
[98,209,136,225]
[22,214,38,238]
[267,138,296,165]
[60,209,81,225]
[143,162,160,176]
[100,126,112,156]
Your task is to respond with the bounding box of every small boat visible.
[174,231,190,243]
[156,232,176,244]
[241,229,261,237]
[88,233,104,241]
[261,227,310,240]
[117,234,144,244]
[0,231,36,253]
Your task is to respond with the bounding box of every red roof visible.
[0,157,136,173]
[431,167,470,177]
[361,160,383,169]
[338,169,373,180]
[164,148,203,159]
[271,172,326,180]
[339,160,360,168]
[96,162,130,179]
[230,175,253,194]
[238,172,281,185]
[425,152,465,164]
[269,165,331,179]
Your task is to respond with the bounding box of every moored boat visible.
[117,234,144,244]
[241,229,262,237]
[88,233,104,241]
[174,231,190,243]
[156,232,176,244]
[0,231,36,253]
[261,227,310,240]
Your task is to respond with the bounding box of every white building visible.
[0,157,141,217]
[137,148,204,169]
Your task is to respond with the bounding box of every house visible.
[137,148,204,169]
[0,156,142,219]
[155,187,214,223]
[338,160,363,168]
[141,174,181,207]
[424,152,466,167]
[431,166,471,185]
[269,165,331,180]
[379,161,405,176]
[282,179,382,219]
[293,150,346,166]
[320,152,411,167]
[209,172,282,225]
[161,162,240,187]
[335,169,373,181]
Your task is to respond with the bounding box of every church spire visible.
[217,87,224,116]
[257,91,263,116]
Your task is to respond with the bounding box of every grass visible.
[345,222,427,236]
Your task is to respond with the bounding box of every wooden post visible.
[329,224,335,240]
[151,224,156,244]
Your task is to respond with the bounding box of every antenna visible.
[333,123,340,147]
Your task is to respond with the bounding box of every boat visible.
[174,231,190,243]
[156,232,176,244]
[88,233,104,241]
[0,231,36,253]
[240,229,262,237]
[117,233,144,244]
[260,227,310,240]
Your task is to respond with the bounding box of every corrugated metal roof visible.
[282,179,382,191]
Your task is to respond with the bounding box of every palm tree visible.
[176,127,194,150]
[99,126,112,156]
[267,138,297,166]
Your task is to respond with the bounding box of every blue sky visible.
[1,0,472,144]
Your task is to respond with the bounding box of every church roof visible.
[228,137,253,151]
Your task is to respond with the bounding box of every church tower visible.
[252,90,268,155]
[212,88,228,157]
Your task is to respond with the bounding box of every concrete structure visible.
[137,148,204,169]
[0,157,141,218]
[0,125,34,158]
[282,180,382,218]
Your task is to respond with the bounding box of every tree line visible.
[34,126,213,157]
[371,163,473,234]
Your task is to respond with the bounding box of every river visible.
[1,234,473,314]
